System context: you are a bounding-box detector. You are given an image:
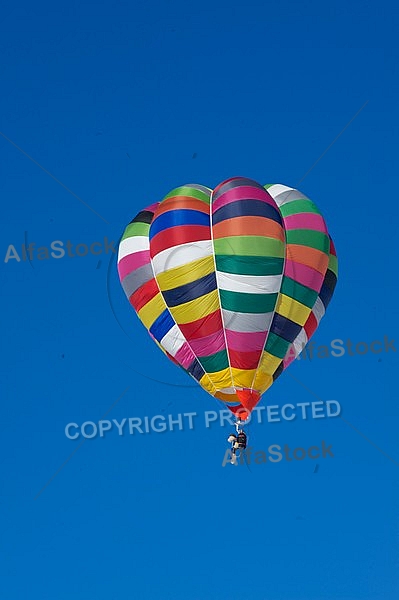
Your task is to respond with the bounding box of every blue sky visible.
[1,1,399,599]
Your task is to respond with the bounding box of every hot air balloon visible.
[117,177,337,425]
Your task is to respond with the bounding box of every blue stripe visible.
[149,309,175,341]
[319,268,337,309]
[270,313,303,343]
[150,209,210,239]
[162,272,217,308]
[187,359,205,382]
[319,280,334,309]
[212,199,282,226]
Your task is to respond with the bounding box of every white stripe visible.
[312,296,326,324]
[151,240,213,274]
[293,329,308,357]
[267,184,308,207]
[266,184,293,199]
[275,192,308,206]
[222,309,273,332]
[160,324,186,357]
[217,272,282,294]
[218,387,240,395]
[118,236,149,260]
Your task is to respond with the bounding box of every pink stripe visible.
[118,250,151,279]
[189,330,225,357]
[212,186,276,213]
[284,213,327,233]
[282,341,298,369]
[284,260,325,293]
[283,355,295,369]
[146,202,159,213]
[225,329,266,352]
[174,343,196,369]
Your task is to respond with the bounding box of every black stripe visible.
[130,210,154,225]
[319,280,334,309]
[322,268,337,292]
[273,362,284,381]
[212,199,282,226]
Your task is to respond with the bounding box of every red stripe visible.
[229,349,262,370]
[150,225,210,257]
[130,278,158,312]
[304,312,318,339]
[179,310,222,340]
[236,389,261,412]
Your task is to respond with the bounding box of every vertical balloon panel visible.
[255,184,334,387]
[148,185,220,397]
[210,177,286,406]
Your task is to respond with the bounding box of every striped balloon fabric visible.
[117,177,337,417]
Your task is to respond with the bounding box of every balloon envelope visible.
[117,177,337,417]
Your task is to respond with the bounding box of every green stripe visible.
[121,222,150,240]
[198,349,229,373]
[216,255,284,276]
[328,254,338,276]
[265,333,291,359]
[220,289,278,314]
[286,229,330,253]
[279,200,321,217]
[281,277,318,309]
[214,236,285,258]
[163,186,211,204]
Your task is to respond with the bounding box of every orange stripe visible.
[215,391,241,403]
[286,244,329,274]
[213,216,285,240]
[155,196,210,217]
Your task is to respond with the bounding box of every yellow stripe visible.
[252,351,281,392]
[156,256,214,290]
[204,367,232,389]
[170,289,219,324]
[199,374,216,395]
[253,371,274,395]
[231,368,257,389]
[276,294,311,326]
[138,293,165,328]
